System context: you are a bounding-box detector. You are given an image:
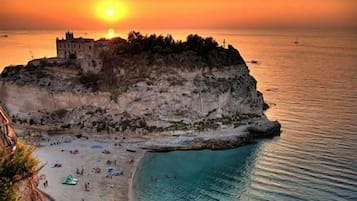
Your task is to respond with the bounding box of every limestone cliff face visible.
[0,82,110,114]
[120,65,264,120]
[0,64,266,133]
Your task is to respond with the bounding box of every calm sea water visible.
[134,29,357,201]
[1,29,356,200]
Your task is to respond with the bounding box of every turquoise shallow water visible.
[135,143,266,201]
[134,29,357,201]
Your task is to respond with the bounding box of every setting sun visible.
[106,8,114,17]
[96,0,128,23]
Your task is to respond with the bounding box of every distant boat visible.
[2,34,8,38]
[294,37,300,45]
[246,60,259,64]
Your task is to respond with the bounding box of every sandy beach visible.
[33,134,145,201]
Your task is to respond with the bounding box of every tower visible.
[65,32,74,40]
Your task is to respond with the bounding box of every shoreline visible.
[26,117,280,201]
[128,151,146,201]
[127,120,280,201]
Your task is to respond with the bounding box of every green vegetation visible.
[0,141,44,201]
[118,31,219,56]
[109,31,245,66]
[88,32,246,93]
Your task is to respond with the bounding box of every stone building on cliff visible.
[56,32,111,73]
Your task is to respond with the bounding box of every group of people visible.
[49,141,62,146]
[76,167,84,175]
[37,174,49,189]
[150,174,177,182]
[43,180,49,188]
[102,149,111,154]
[69,149,80,154]
[92,167,101,173]
[106,159,117,166]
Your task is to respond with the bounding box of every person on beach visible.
[81,167,84,175]
[87,182,90,191]
[36,178,39,187]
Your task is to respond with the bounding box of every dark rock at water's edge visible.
[248,120,281,137]
[142,118,281,152]
[263,102,270,111]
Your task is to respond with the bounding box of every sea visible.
[1,28,356,201]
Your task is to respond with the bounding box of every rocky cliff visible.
[0,33,280,145]
[0,106,45,201]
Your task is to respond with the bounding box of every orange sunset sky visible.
[0,0,356,30]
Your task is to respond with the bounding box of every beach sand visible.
[34,134,145,201]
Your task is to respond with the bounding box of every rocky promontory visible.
[0,32,280,150]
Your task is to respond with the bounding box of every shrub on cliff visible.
[79,73,100,90]
[53,109,68,119]
[0,141,44,201]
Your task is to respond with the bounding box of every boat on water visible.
[246,60,259,64]
[2,34,8,38]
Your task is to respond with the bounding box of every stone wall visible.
[56,40,95,60]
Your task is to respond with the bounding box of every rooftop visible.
[57,32,94,43]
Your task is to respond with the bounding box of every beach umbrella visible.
[91,144,103,149]
[107,167,114,172]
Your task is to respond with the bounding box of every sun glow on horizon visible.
[106,28,117,39]
[96,0,128,23]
